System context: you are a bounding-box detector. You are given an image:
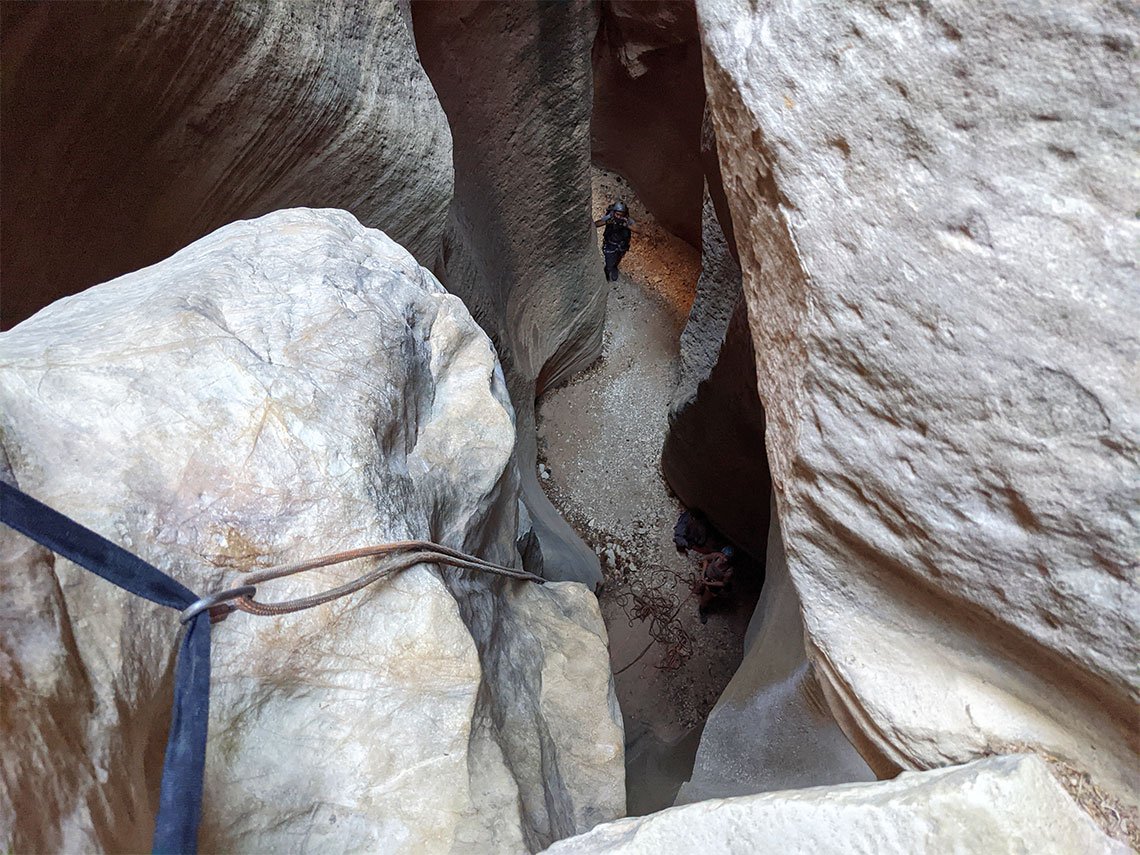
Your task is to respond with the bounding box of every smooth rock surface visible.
[0,209,623,854]
[543,755,1129,854]
[676,497,873,803]
[1,0,451,329]
[699,0,1140,806]
[411,0,605,587]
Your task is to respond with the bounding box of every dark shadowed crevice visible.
[409,0,605,588]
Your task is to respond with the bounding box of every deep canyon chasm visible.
[1,1,1137,853]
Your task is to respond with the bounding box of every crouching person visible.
[693,545,735,624]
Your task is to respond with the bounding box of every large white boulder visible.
[0,209,623,853]
[543,755,1129,854]
[698,0,1140,807]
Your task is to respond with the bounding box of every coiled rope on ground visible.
[611,568,695,674]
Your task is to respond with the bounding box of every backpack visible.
[603,219,631,252]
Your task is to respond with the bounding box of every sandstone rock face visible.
[543,755,1129,854]
[0,210,623,853]
[676,500,873,803]
[411,0,605,587]
[1,0,451,329]
[699,0,1140,805]
[591,0,705,245]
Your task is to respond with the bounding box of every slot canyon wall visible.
[698,0,1139,809]
[2,0,1137,849]
[676,495,874,803]
[410,0,606,587]
[0,0,451,329]
[3,0,609,586]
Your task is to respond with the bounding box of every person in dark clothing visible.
[594,201,635,281]
[673,508,713,554]
[693,545,735,623]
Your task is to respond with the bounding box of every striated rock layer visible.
[411,0,605,586]
[0,210,624,853]
[699,0,1140,806]
[1,0,451,329]
[543,755,1128,855]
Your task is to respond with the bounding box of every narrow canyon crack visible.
[536,169,763,814]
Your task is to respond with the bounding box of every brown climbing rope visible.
[180,540,543,623]
[612,589,694,675]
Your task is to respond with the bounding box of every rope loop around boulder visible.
[187,540,545,622]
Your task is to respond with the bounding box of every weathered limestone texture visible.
[671,195,740,411]
[411,0,605,586]
[591,0,706,245]
[542,755,1129,854]
[699,0,1140,806]
[0,210,624,854]
[676,498,873,803]
[1,0,451,329]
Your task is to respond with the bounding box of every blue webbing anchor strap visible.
[1,481,214,854]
